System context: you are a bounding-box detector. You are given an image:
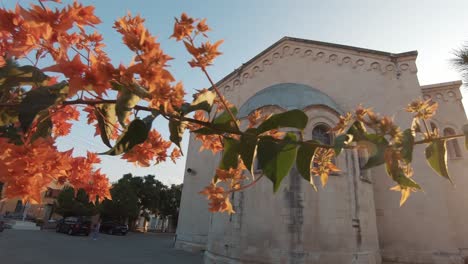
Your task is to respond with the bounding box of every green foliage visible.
[55,187,98,217]
[0,62,48,89]
[257,133,298,192]
[95,104,117,148]
[100,179,140,223]
[401,129,415,163]
[100,174,182,224]
[425,139,452,183]
[115,87,140,127]
[219,137,240,170]
[296,140,320,190]
[18,81,68,132]
[256,109,308,135]
[102,119,150,155]
[239,129,258,175]
[182,90,216,114]
[346,121,367,141]
[213,107,239,132]
[333,134,353,156]
[30,110,52,141]
[169,119,186,148]
[0,108,18,127]
[360,134,389,170]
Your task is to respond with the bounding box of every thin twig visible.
[201,67,240,131]
[414,134,464,145]
[226,175,264,194]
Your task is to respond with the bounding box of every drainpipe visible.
[347,143,362,262]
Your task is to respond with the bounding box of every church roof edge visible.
[421,80,463,90]
[215,36,418,87]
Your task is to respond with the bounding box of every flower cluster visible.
[50,105,80,137]
[332,105,402,142]
[199,182,234,214]
[0,138,110,203]
[406,98,438,120]
[114,13,185,114]
[171,13,223,70]
[311,148,340,187]
[122,130,173,167]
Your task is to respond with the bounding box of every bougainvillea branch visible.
[0,2,466,211]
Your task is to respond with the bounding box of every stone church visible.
[175,37,468,264]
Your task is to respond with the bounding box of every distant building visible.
[0,183,62,221]
[176,37,468,264]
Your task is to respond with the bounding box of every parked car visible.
[56,217,91,236]
[99,221,128,235]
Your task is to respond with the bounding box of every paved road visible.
[0,229,203,264]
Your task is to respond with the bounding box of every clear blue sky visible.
[4,0,468,185]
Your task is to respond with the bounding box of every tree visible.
[55,187,97,218]
[0,1,467,215]
[159,184,182,227]
[99,179,140,224]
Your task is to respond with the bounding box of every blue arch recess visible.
[237,83,343,117]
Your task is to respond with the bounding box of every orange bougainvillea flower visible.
[50,105,80,137]
[311,148,340,187]
[170,148,182,163]
[0,138,110,204]
[122,130,172,167]
[185,40,223,69]
[199,182,234,214]
[171,13,195,41]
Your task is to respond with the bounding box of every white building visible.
[175,37,468,264]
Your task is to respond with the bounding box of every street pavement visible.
[0,229,203,264]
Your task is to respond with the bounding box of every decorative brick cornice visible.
[421,81,463,101]
[217,37,418,95]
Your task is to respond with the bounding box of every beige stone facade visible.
[175,37,468,264]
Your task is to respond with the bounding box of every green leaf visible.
[257,133,298,192]
[30,110,52,142]
[95,104,117,148]
[0,64,49,88]
[393,171,421,189]
[0,108,18,126]
[296,140,320,190]
[0,125,22,145]
[219,137,240,170]
[425,139,452,183]
[128,83,150,98]
[411,118,421,134]
[347,121,367,141]
[334,134,353,156]
[18,81,68,132]
[361,134,389,170]
[214,107,238,124]
[401,129,415,163]
[463,124,468,150]
[256,110,308,135]
[142,114,157,128]
[169,119,186,149]
[116,87,140,127]
[239,129,259,175]
[102,119,149,156]
[182,90,216,114]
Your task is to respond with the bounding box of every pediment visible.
[216,37,418,94]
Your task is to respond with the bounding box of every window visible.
[444,128,462,159]
[312,124,332,145]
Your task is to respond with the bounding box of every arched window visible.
[444,128,462,158]
[312,124,332,145]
